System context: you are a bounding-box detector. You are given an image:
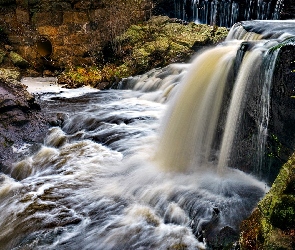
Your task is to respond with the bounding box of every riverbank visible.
[0,69,49,174]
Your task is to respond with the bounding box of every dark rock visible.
[43,69,55,77]
[9,51,30,68]
[0,49,5,64]
[281,0,295,19]
[0,70,49,173]
[240,154,295,249]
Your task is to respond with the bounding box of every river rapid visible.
[0,71,267,250]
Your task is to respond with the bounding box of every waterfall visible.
[171,0,284,27]
[2,20,295,249]
[154,45,239,172]
[153,20,295,177]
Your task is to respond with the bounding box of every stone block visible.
[16,0,28,8]
[8,35,25,45]
[89,9,104,20]
[18,45,38,61]
[51,2,71,11]
[52,46,72,58]
[63,11,89,24]
[32,12,63,27]
[57,25,70,36]
[37,26,58,36]
[72,56,94,66]
[64,34,91,45]
[68,23,84,33]
[74,0,92,10]
[66,45,86,57]
[51,36,64,46]
[16,8,30,23]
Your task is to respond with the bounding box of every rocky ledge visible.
[0,68,48,173]
[240,154,295,249]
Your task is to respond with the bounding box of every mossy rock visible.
[0,68,21,81]
[269,195,295,230]
[62,16,228,89]
[240,154,295,249]
[9,51,30,68]
[0,49,6,64]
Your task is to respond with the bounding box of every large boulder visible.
[0,68,48,172]
[9,51,30,69]
[240,154,295,249]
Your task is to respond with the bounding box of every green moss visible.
[269,37,295,52]
[9,51,30,68]
[61,16,228,89]
[241,154,295,249]
[270,195,295,230]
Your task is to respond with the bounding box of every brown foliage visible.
[99,0,154,53]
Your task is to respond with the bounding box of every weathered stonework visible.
[0,0,105,71]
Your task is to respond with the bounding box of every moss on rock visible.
[0,49,6,64]
[240,154,295,249]
[9,51,30,69]
[59,16,228,89]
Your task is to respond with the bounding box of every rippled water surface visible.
[0,85,267,250]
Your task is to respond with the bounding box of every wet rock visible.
[9,51,30,69]
[0,49,6,64]
[240,154,295,250]
[0,72,49,173]
[42,69,55,77]
[0,67,21,81]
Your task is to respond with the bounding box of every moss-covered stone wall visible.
[0,0,105,70]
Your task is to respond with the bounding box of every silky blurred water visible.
[0,81,267,249]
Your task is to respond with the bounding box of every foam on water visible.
[0,88,267,249]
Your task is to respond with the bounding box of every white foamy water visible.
[22,77,99,98]
[3,21,292,248]
[0,86,267,249]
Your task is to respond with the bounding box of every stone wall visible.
[0,0,105,71]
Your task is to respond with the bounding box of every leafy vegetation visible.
[59,16,228,88]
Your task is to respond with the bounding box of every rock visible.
[0,68,21,81]
[25,69,41,77]
[240,154,295,250]
[9,51,30,68]
[281,0,295,19]
[4,45,13,51]
[0,49,6,64]
[43,69,55,77]
[0,75,49,173]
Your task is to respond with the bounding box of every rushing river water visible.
[2,20,295,249]
[0,76,266,249]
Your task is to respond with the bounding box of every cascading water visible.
[1,20,295,249]
[171,0,284,27]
